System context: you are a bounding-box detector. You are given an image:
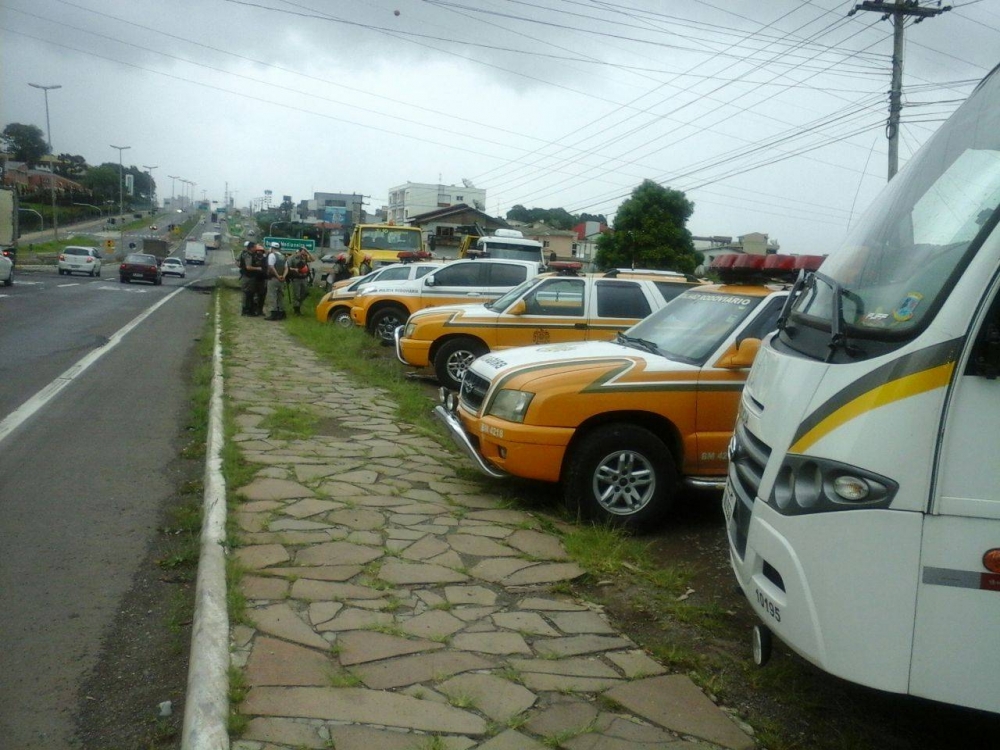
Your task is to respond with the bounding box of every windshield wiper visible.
[615,332,662,356]
[815,272,862,362]
[777,269,809,332]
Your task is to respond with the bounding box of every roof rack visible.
[603,268,700,283]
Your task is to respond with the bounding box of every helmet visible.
[336,253,347,262]
[270,242,281,249]
[363,254,372,263]
[244,241,252,248]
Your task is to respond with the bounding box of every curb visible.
[181,293,231,750]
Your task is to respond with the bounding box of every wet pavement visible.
[224,294,756,750]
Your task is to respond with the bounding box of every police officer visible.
[238,241,261,315]
[265,241,288,320]
[287,246,315,316]
[251,243,267,315]
[332,253,352,283]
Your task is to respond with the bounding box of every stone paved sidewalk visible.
[225,298,755,750]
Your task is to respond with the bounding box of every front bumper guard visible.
[432,402,509,480]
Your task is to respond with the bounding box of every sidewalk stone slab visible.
[535,635,633,658]
[401,535,450,561]
[245,637,331,686]
[478,729,548,750]
[379,560,469,585]
[308,601,344,625]
[327,508,386,530]
[438,673,537,722]
[516,597,588,611]
[399,610,466,639]
[352,650,493,690]
[291,579,391,601]
[607,650,668,678]
[446,534,517,557]
[524,699,599,737]
[506,529,570,560]
[503,562,586,586]
[236,544,291,570]
[238,478,315,501]
[316,607,394,632]
[451,632,532,655]
[334,469,381,485]
[522,672,621,692]
[425,549,466,570]
[456,524,513,539]
[242,686,487,734]
[452,606,497,622]
[469,559,535,583]
[444,585,497,606]
[296,541,383,567]
[270,565,362,582]
[243,717,324,748]
[604,675,755,750]
[251,603,330,650]
[547,611,617,635]
[242,575,289,600]
[510,657,620,678]
[284,498,343,518]
[338,631,444,666]
[492,611,560,637]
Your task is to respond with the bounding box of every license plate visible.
[722,483,736,524]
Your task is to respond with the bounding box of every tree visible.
[1,123,49,166]
[81,164,122,205]
[55,153,88,178]
[595,180,698,273]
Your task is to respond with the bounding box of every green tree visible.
[595,180,697,273]
[81,164,123,205]
[55,153,88,178]
[1,123,49,166]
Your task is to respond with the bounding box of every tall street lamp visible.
[28,82,61,242]
[143,165,158,213]
[168,175,179,209]
[110,144,130,258]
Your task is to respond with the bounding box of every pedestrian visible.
[251,243,267,315]
[238,241,262,316]
[332,252,352,284]
[359,254,373,276]
[265,241,288,320]
[287,246,315,316]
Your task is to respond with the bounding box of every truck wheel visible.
[564,423,676,529]
[370,306,408,344]
[435,337,487,390]
[329,308,353,329]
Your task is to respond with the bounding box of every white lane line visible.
[57,283,80,287]
[11,280,43,286]
[0,285,188,446]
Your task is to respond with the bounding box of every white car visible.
[58,246,102,277]
[0,251,12,286]
[160,257,186,278]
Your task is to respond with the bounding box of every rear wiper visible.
[615,332,662,356]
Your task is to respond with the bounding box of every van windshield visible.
[789,64,1000,351]
[478,240,542,263]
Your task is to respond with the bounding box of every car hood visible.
[408,303,495,323]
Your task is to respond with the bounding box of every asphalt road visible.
[0,236,231,748]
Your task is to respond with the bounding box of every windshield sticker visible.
[861,311,892,328]
[685,293,752,305]
[893,292,923,322]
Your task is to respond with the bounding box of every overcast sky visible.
[2,0,998,253]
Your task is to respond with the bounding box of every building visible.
[388,181,486,224]
[693,232,781,274]
[295,192,366,227]
[1,160,84,195]
[406,204,508,259]
[521,224,579,263]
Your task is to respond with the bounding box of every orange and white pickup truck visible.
[314,262,441,327]
[351,258,542,342]
[435,281,792,528]
[395,268,703,389]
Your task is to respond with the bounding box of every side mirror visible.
[508,300,527,316]
[715,337,761,370]
[424,275,436,287]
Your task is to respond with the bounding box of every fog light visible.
[498,446,507,459]
[833,475,869,501]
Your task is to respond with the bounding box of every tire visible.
[58,269,65,276]
[3,267,12,287]
[369,305,408,344]
[120,276,127,283]
[89,267,96,277]
[96,267,101,277]
[563,423,676,530]
[434,337,488,390]
[329,307,353,329]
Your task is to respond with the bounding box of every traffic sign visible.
[104,239,115,250]
[264,236,315,253]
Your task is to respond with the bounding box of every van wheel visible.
[435,337,487,390]
[564,423,676,530]
[330,308,353,329]
[370,306,408,344]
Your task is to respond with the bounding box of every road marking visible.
[11,280,43,286]
[57,283,80,287]
[0,285,188,446]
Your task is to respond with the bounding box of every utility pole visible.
[28,83,61,241]
[110,144,130,258]
[143,165,158,213]
[849,0,951,180]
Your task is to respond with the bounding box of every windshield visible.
[486,277,544,311]
[360,227,421,251]
[478,240,542,262]
[626,290,763,365]
[790,66,1000,350]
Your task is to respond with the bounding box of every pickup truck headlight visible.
[403,321,416,338]
[487,389,534,423]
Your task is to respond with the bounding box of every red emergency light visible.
[711,253,824,284]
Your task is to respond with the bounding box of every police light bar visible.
[397,250,434,262]
[549,261,583,273]
[711,253,824,283]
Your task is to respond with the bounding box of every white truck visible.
[184,241,207,265]
[201,231,222,249]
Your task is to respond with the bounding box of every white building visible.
[388,181,486,224]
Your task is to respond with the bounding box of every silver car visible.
[58,246,102,277]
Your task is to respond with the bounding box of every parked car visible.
[160,257,186,278]
[58,246,102,277]
[119,253,162,285]
[396,268,704,390]
[314,262,442,327]
[0,251,12,287]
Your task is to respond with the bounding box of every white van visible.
[184,241,207,265]
[201,231,221,249]
[726,61,1000,714]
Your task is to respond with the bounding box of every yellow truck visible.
[434,255,823,528]
[395,268,703,389]
[345,224,428,275]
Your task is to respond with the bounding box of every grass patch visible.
[227,664,250,736]
[327,669,363,688]
[560,524,690,594]
[258,405,319,440]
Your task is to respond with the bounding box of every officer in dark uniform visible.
[332,253,352,283]
[238,241,261,315]
[250,243,267,315]
[287,246,315,316]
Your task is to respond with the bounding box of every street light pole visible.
[110,144,130,258]
[28,82,61,242]
[168,175,179,209]
[143,165,158,213]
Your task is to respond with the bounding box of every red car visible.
[119,253,162,285]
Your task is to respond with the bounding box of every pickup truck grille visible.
[459,371,490,413]
[727,421,770,559]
